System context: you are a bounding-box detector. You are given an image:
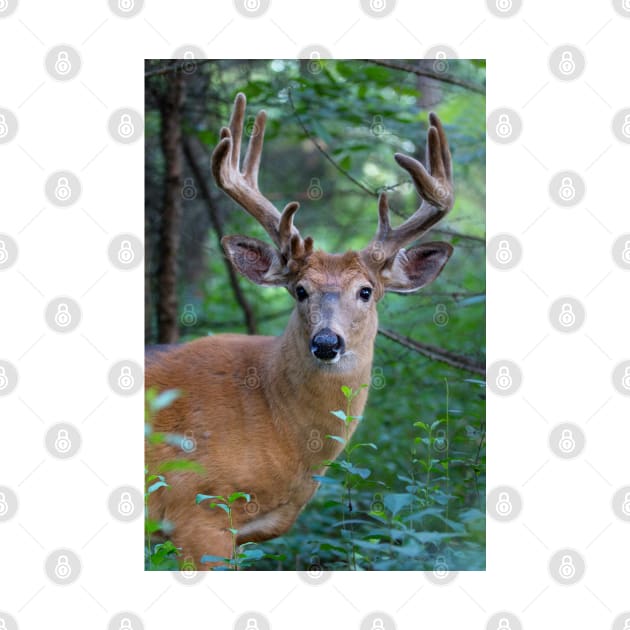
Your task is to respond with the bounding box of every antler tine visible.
[211,92,302,253]
[364,112,454,262]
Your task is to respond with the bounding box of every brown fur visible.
[146,251,376,567]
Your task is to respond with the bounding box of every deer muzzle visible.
[310,327,345,362]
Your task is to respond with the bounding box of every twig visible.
[183,135,258,335]
[378,327,485,376]
[287,88,375,196]
[365,59,485,95]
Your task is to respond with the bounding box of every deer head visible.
[211,93,454,369]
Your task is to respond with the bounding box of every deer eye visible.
[296,286,309,302]
[358,287,372,302]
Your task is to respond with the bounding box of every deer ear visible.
[221,236,288,287]
[382,242,453,293]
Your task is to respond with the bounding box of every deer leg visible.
[235,502,302,545]
[170,509,234,569]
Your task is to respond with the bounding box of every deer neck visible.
[264,310,375,462]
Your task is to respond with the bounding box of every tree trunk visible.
[157,72,184,343]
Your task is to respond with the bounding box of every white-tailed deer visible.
[146,93,455,568]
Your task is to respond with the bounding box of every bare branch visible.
[378,327,485,376]
[365,59,485,95]
[287,88,375,197]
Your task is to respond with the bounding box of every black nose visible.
[311,328,345,360]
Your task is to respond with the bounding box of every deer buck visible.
[146,92,455,568]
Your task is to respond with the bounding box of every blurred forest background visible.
[145,59,486,571]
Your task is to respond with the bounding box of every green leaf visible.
[158,459,205,474]
[330,410,347,421]
[326,434,346,445]
[228,492,251,503]
[340,385,352,398]
[196,493,223,504]
[312,474,341,485]
[200,554,228,564]
[149,389,181,412]
[384,493,415,516]
[147,480,168,494]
